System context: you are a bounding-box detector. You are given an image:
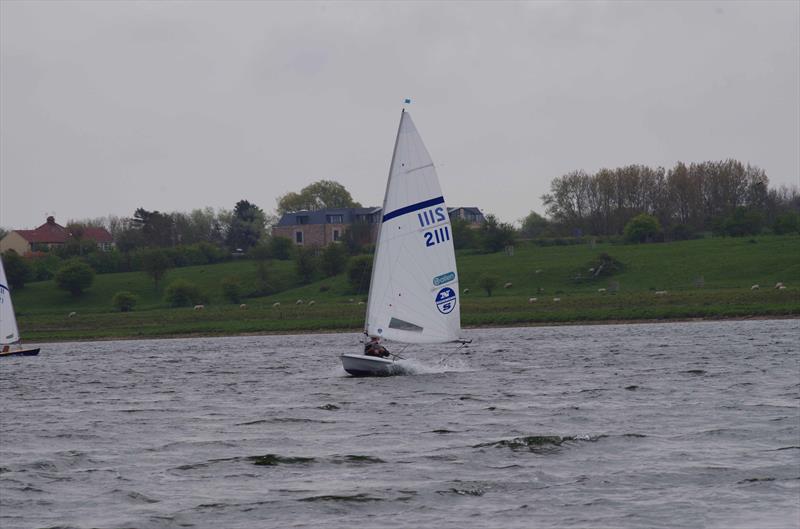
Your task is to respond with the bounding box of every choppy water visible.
[1,320,798,529]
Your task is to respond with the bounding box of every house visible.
[272,206,485,246]
[0,216,115,255]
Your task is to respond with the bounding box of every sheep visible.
[534,269,542,274]
[463,288,470,294]
[504,282,513,289]
[295,299,304,305]
[348,298,354,303]
[357,301,366,305]
[528,297,537,303]
[654,291,667,296]
[775,282,785,289]
[272,302,281,308]
[552,297,561,302]
[597,288,607,293]
[778,285,787,291]
[68,311,77,318]
[239,304,248,310]
[589,267,595,273]
[308,300,315,306]
[193,305,205,310]
[751,285,760,290]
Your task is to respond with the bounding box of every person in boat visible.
[364,336,390,358]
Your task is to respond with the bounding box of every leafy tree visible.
[320,243,348,277]
[347,255,373,294]
[478,214,516,253]
[277,180,361,214]
[1,251,32,290]
[164,279,207,307]
[226,200,267,251]
[669,224,694,241]
[294,246,317,284]
[30,253,62,281]
[478,274,499,296]
[221,276,242,304]
[712,207,763,237]
[55,259,95,296]
[451,218,478,250]
[140,249,173,289]
[519,211,550,238]
[253,259,275,297]
[772,212,799,235]
[55,238,98,258]
[624,214,662,243]
[131,208,175,247]
[112,291,138,312]
[268,236,293,260]
[342,221,374,255]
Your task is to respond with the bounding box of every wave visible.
[474,433,646,453]
[298,493,383,503]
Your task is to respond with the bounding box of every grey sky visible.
[2,0,798,229]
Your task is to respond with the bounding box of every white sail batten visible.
[0,257,21,345]
[365,111,461,344]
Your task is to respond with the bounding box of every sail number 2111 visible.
[418,207,451,248]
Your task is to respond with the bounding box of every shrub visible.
[320,243,348,277]
[624,214,662,243]
[112,291,138,312]
[221,276,242,304]
[478,214,516,253]
[478,274,499,296]
[347,255,373,294]
[54,259,95,296]
[139,249,173,289]
[164,279,207,307]
[1,250,32,289]
[712,207,763,237]
[669,224,694,241]
[772,212,799,235]
[574,253,625,283]
[269,236,293,260]
[30,254,62,281]
[294,246,317,284]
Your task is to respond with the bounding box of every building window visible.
[333,229,340,241]
[327,214,344,224]
[295,231,303,244]
[296,216,309,225]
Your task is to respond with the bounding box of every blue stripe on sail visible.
[0,283,9,292]
[382,196,445,223]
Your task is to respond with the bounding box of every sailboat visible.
[341,109,466,377]
[0,257,40,358]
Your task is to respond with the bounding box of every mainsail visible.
[0,257,21,345]
[365,110,461,344]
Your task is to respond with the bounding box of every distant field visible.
[11,235,800,341]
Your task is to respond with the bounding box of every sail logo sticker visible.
[435,287,456,314]
[433,272,455,286]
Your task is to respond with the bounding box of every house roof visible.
[13,217,113,244]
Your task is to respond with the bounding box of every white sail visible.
[0,257,21,345]
[365,110,461,344]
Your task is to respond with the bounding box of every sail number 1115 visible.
[418,206,451,248]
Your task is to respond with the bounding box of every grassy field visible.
[11,235,800,341]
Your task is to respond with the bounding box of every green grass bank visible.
[11,235,800,341]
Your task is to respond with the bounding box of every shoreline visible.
[22,313,799,344]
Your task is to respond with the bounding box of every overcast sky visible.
[1,0,798,229]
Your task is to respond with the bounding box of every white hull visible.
[341,353,400,377]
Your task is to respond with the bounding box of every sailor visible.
[364,336,390,358]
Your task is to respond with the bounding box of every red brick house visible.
[0,216,115,255]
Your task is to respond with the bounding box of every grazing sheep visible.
[597,288,606,293]
[295,299,304,305]
[308,300,315,306]
[272,302,281,308]
[463,288,470,294]
[239,304,248,310]
[357,301,365,305]
[654,291,667,296]
[534,269,542,274]
[528,297,537,303]
[193,305,205,310]
[778,285,787,291]
[775,282,785,289]
[552,297,561,302]
[504,282,513,289]
[751,285,760,290]
[68,311,77,318]
[589,267,595,273]
[348,298,354,303]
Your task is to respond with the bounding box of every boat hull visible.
[341,353,398,377]
[0,347,40,358]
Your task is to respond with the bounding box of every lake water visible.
[1,320,798,529]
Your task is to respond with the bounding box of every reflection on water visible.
[1,320,798,529]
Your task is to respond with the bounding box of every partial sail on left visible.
[0,257,21,345]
